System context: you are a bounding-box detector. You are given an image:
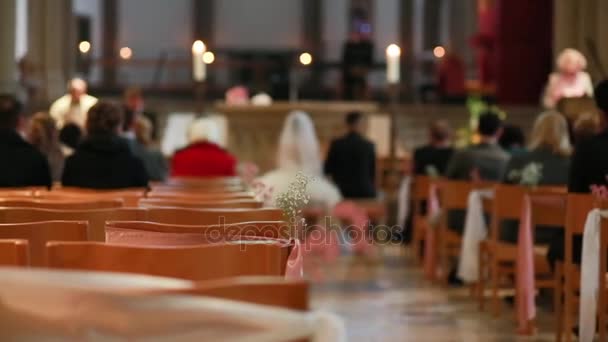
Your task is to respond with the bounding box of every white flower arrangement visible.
[275,172,312,234]
[508,162,543,187]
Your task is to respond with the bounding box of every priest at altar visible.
[49,78,98,129]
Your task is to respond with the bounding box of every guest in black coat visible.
[547,80,608,267]
[62,101,149,189]
[413,120,454,175]
[324,111,376,198]
[0,94,51,188]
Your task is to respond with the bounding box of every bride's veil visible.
[277,111,322,175]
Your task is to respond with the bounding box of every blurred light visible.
[192,40,206,54]
[78,41,91,54]
[433,46,446,58]
[299,52,313,66]
[119,47,133,60]
[386,44,401,57]
[203,51,215,64]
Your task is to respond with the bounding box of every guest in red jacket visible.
[170,117,236,177]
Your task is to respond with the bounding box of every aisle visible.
[308,246,554,342]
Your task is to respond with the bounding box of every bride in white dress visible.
[259,111,342,209]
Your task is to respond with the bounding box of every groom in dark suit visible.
[324,112,376,198]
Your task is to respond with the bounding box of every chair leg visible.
[478,247,486,311]
[555,264,563,342]
[491,258,501,317]
[563,268,573,342]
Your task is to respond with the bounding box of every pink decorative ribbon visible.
[424,184,440,280]
[516,195,535,333]
[332,201,372,255]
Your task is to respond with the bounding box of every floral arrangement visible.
[508,162,543,187]
[275,172,312,234]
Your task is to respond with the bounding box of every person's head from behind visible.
[573,112,601,143]
[429,120,451,146]
[529,111,572,157]
[59,123,82,149]
[595,80,608,117]
[68,78,88,102]
[85,102,123,136]
[123,86,144,112]
[134,116,154,147]
[346,111,364,133]
[278,111,321,174]
[28,112,59,153]
[477,111,503,141]
[188,117,221,146]
[498,125,525,151]
[0,94,23,130]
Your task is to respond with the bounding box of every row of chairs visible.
[0,176,309,312]
[410,175,607,341]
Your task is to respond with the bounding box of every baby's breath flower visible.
[275,172,313,236]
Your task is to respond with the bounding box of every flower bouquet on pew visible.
[275,172,313,239]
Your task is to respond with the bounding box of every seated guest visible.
[27,112,65,182]
[498,124,526,156]
[324,111,376,198]
[504,111,572,185]
[413,120,454,175]
[170,117,236,177]
[573,112,600,145]
[133,116,168,181]
[49,78,98,129]
[59,123,82,156]
[0,95,51,188]
[62,102,149,189]
[501,111,572,244]
[543,48,593,109]
[123,86,158,140]
[548,80,608,267]
[260,111,342,209]
[446,111,510,181]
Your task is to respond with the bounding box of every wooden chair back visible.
[43,187,147,207]
[0,208,147,242]
[47,242,285,281]
[436,179,479,212]
[138,198,264,209]
[106,221,289,239]
[0,221,88,266]
[0,198,123,210]
[166,176,244,188]
[0,239,29,266]
[146,191,255,201]
[156,277,309,311]
[146,208,284,225]
[0,188,40,198]
[529,191,568,230]
[489,185,526,241]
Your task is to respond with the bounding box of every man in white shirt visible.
[49,78,98,129]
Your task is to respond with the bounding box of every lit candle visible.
[386,44,401,84]
[192,40,206,82]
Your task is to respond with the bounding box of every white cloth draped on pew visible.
[579,209,608,342]
[396,176,411,226]
[0,268,345,341]
[457,189,494,283]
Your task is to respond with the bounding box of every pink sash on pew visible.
[106,228,303,279]
[424,184,441,280]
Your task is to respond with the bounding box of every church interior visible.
[1,0,608,340]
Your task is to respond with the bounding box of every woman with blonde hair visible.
[504,111,572,185]
[543,48,593,108]
[27,112,65,181]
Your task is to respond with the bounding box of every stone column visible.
[102,0,118,87]
[0,0,17,93]
[28,0,74,103]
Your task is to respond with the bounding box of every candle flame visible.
[386,44,401,57]
[192,40,206,54]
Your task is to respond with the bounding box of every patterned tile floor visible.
[308,246,556,342]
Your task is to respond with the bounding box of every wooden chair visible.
[146,191,255,201]
[47,242,285,281]
[146,207,284,225]
[411,176,431,264]
[166,176,244,188]
[436,179,483,284]
[0,221,88,266]
[0,198,123,210]
[153,276,309,311]
[43,187,147,207]
[557,194,595,341]
[0,188,40,198]
[0,208,147,242]
[0,239,29,266]
[138,198,264,209]
[106,221,290,239]
[149,184,246,193]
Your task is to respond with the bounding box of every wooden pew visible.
[0,239,29,266]
[138,198,264,209]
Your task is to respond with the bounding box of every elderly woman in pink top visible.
[543,48,594,108]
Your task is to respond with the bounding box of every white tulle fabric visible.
[458,189,494,283]
[0,268,345,341]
